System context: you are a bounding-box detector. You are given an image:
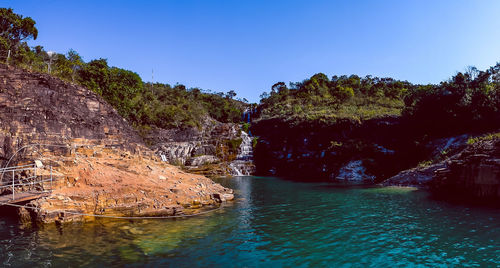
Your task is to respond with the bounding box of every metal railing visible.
[0,163,53,201]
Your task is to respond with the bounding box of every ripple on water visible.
[0,176,499,266]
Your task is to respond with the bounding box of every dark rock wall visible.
[251,116,454,181]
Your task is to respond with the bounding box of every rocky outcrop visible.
[0,64,234,223]
[187,155,219,166]
[430,137,500,201]
[382,163,446,188]
[382,134,500,204]
[147,119,252,177]
[17,148,233,224]
[336,160,375,182]
[382,135,470,187]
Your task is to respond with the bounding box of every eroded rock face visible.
[431,138,500,201]
[0,64,147,167]
[147,119,245,177]
[187,155,219,166]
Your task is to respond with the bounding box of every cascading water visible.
[236,131,253,160]
[229,109,256,176]
[229,131,255,176]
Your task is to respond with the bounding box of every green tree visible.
[78,58,110,95]
[306,73,330,95]
[67,49,83,82]
[271,82,287,94]
[53,53,73,79]
[0,8,38,63]
[107,67,144,117]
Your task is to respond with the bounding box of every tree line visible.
[257,73,411,121]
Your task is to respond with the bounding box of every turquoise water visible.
[0,176,499,267]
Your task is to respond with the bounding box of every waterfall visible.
[236,131,253,160]
[229,130,255,176]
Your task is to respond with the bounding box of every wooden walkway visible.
[0,192,50,204]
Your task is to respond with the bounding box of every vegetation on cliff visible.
[257,73,409,124]
[257,65,500,135]
[403,67,500,135]
[0,8,246,135]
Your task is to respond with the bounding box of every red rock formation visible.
[19,148,233,224]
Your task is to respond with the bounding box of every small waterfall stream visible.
[236,131,253,161]
[229,131,255,176]
[229,108,255,176]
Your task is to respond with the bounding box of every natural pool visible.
[0,176,499,267]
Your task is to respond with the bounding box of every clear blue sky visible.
[4,0,500,102]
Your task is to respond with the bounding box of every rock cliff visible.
[0,64,145,166]
[251,114,476,183]
[430,137,500,202]
[252,116,428,181]
[147,118,240,165]
[0,64,233,223]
